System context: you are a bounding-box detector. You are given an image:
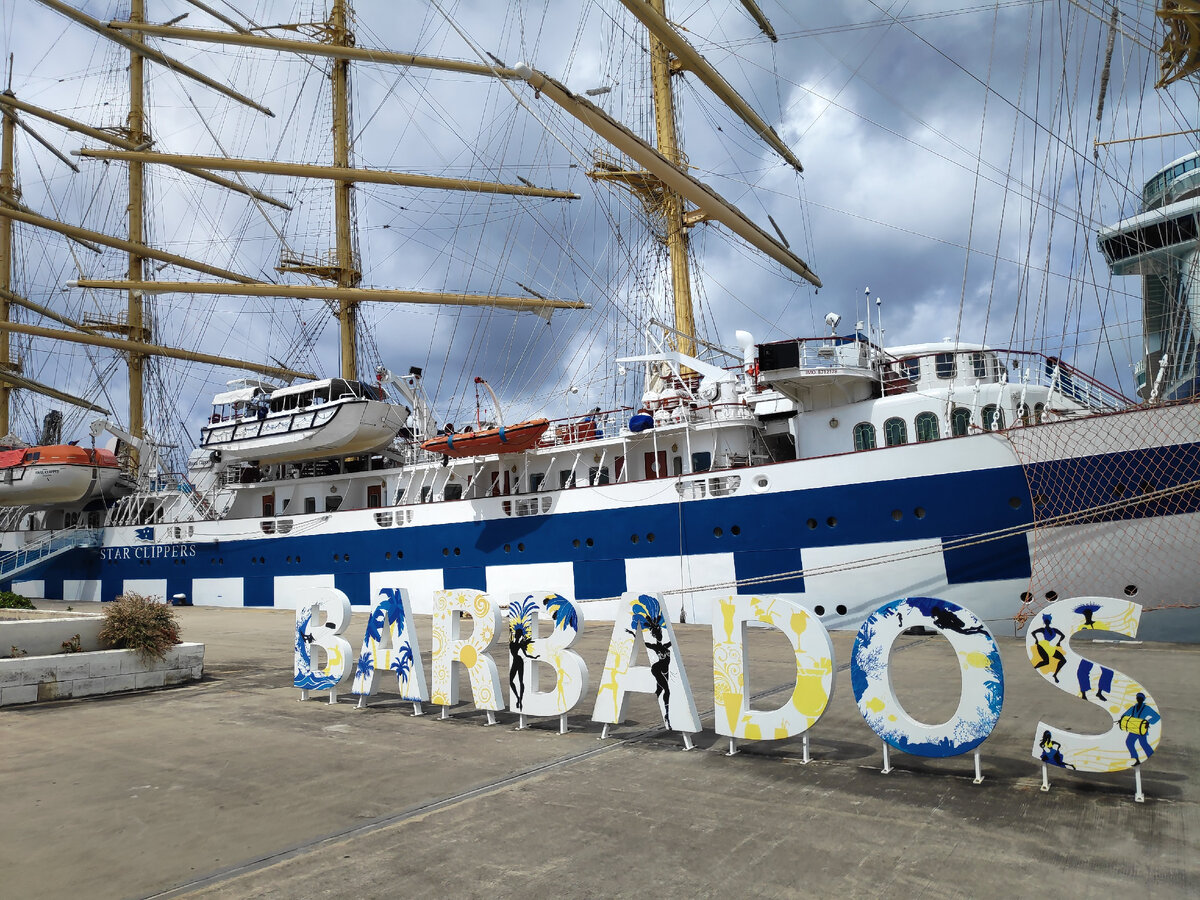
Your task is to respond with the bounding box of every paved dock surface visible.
[2,602,1197,899]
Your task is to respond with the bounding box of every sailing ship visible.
[0,1,1197,641]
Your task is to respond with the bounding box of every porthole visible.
[826,516,837,527]
[260,557,265,564]
[1020,591,1033,604]
[218,558,224,565]
[1008,497,1022,509]
[836,604,847,616]
[283,555,290,563]
[1032,493,1047,507]
[891,509,902,521]
[296,555,301,563]
[1045,590,1058,602]
[647,532,656,542]
[1124,584,1138,596]
[385,552,392,560]
[586,538,594,547]
[517,542,526,552]
[573,539,581,548]
[442,548,449,557]
[396,551,403,559]
[713,527,723,538]
[334,554,340,562]
[814,605,826,616]
[913,507,926,519]
[730,525,740,536]
[504,544,511,553]
[343,553,350,562]
[631,534,640,544]
[806,518,818,530]
[754,475,769,490]
[453,548,460,557]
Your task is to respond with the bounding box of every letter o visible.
[851,597,1004,757]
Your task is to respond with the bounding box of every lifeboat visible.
[422,419,549,458]
[199,377,410,465]
[0,445,130,507]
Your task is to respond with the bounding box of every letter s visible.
[1027,596,1161,772]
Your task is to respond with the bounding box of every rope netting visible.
[1006,397,1200,629]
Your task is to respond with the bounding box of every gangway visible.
[0,527,102,583]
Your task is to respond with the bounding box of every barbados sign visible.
[293,588,1162,796]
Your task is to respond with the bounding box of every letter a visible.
[592,592,699,733]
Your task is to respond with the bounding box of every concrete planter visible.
[0,612,106,658]
[0,643,205,706]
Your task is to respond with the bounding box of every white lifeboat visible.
[199,377,409,465]
[0,445,133,508]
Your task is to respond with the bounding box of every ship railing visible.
[0,523,102,579]
[758,334,878,377]
[1006,350,1132,412]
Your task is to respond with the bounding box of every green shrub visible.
[98,593,181,662]
[0,591,34,610]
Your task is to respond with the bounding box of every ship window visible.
[915,412,940,442]
[367,485,382,508]
[951,407,971,436]
[672,456,683,477]
[981,405,1005,431]
[884,417,908,446]
[1017,403,1032,426]
[325,495,343,513]
[420,486,432,503]
[971,353,988,378]
[1034,402,1045,423]
[530,472,545,492]
[692,451,712,473]
[304,497,316,515]
[444,483,463,501]
[559,469,576,489]
[589,466,610,485]
[901,357,920,381]
[853,422,876,451]
[935,353,956,379]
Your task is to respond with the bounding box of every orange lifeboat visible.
[0,445,127,507]
[421,419,549,458]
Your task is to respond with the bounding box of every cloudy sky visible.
[1,0,1194,463]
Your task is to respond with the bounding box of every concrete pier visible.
[2,602,1197,898]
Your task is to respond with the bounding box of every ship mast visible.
[1,84,14,436]
[272,0,364,380]
[330,0,360,380]
[647,0,696,359]
[126,0,148,458]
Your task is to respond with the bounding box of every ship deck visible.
[3,601,1197,898]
